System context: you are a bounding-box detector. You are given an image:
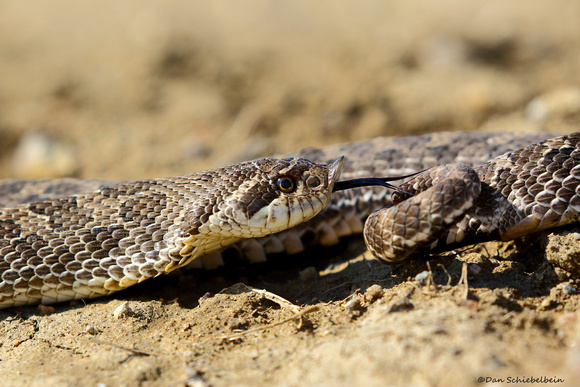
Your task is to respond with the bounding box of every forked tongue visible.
[332,170,424,195]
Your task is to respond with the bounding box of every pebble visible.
[85,325,100,335]
[185,375,210,387]
[563,283,577,295]
[12,130,78,178]
[344,298,362,312]
[540,298,554,310]
[542,230,580,276]
[531,272,544,282]
[299,266,319,282]
[468,263,482,275]
[185,363,210,387]
[228,318,247,330]
[364,284,384,301]
[198,292,213,304]
[113,302,132,319]
[37,304,56,315]
[525,87,580,121]
[415,271,430,285]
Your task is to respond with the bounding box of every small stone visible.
[85,326,99,335]
[113,302,132,319]
[198,292,213,304]
[415,271,430,285]
[12,130,78,178]
[228,318,247,330]
[540,298,554,310]
[525,87,580,121]
[531,272,544,282]
[563,283,577,295]
[542,229,580,276]
[185,364,199,378]
[299,266,319,282]
[37,304,56,315]
[185,363,210,387]
[185,376,210,387]
[468,263,482,275]
[344,298,361,312]
[364,284,384,301]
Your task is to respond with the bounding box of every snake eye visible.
[276,177,295,193]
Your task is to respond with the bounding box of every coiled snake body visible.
[1,131,579,308]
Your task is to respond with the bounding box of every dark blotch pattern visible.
[0,157,335,307]
[362,132,580,263]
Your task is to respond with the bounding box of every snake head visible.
[224,156,344,237]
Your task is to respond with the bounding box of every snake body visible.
[1,131,578,309]
[238,131,569,263]
[364,132,580,262]
[0,157,343,308]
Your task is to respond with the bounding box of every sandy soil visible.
[1,2,580,386]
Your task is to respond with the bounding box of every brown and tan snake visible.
[1,131,578,308]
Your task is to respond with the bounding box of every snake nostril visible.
[307,176,321,188]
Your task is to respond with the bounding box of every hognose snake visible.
[1,131,579,308]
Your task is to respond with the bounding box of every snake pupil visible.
[277,177,295,192]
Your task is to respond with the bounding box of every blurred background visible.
[0,0,579,181]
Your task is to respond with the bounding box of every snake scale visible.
[1,131,579,308]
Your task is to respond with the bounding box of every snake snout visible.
[327,156,345,192]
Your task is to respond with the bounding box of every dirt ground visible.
[1,2,580,386]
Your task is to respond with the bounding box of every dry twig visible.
[219,305,319,341]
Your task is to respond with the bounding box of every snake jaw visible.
[216,157,345,237]
[169,157,346,269]
[244,157,344,237]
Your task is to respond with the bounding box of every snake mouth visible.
[327,156,345,192]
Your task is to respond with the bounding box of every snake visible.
[0,131,578,308]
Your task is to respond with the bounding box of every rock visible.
[85,326,100,335]
[415,271,430,285]
[12,130,77,178]
[299,266,319,282]
[344,297,363,317]
[525,87,580,121]
[468,263,483,275]
[364,284,384,301]
[113,302,132,319]
[563,283,577,295]
[541,229,580,277]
